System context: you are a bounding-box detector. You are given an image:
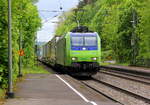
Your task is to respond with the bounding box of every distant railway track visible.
[100,65,150,78]
[99,67,150,84]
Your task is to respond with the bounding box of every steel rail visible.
[100,65,150,77]
[99,70,150,84]
[81,78,150,105]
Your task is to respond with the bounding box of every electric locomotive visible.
[41,26,101,76]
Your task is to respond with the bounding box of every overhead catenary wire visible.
[42,14,60,24]
[38,10,65,12]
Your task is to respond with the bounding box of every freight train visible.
[40,26,101,76]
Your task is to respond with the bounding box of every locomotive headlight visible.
[72,57,77,61]
[92,57,97,60]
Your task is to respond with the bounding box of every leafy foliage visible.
[0,0,41,89]
[55,0,150,66]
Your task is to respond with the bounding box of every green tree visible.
[0,0,41,89]
[55,0,150,66]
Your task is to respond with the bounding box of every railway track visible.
[99,69,150,84]
[84,66,150,105]
[42,63,150,105]
[72,66,150,105]
[64,75,149,105]
[99,66,150,97]
[81,78,150,105]
[100,65,150,78]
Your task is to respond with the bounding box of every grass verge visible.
[0,89,5,105]
[23,65,50,74]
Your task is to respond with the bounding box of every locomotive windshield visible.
[71,36,97,46]
[71,37,84,46]
[84,37,97,46]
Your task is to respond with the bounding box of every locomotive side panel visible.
[56,37,66,66]
[50,37,57,65]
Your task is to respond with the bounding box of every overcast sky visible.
[36,0,79,42]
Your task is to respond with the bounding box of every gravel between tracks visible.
[60,75,113,102]
[82,80,150,105]
[94,71,150,99]
[41,63,150,105]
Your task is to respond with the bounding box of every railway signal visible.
[18,48,24,77]
[18,49,25,56]
[18,17,23,77]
